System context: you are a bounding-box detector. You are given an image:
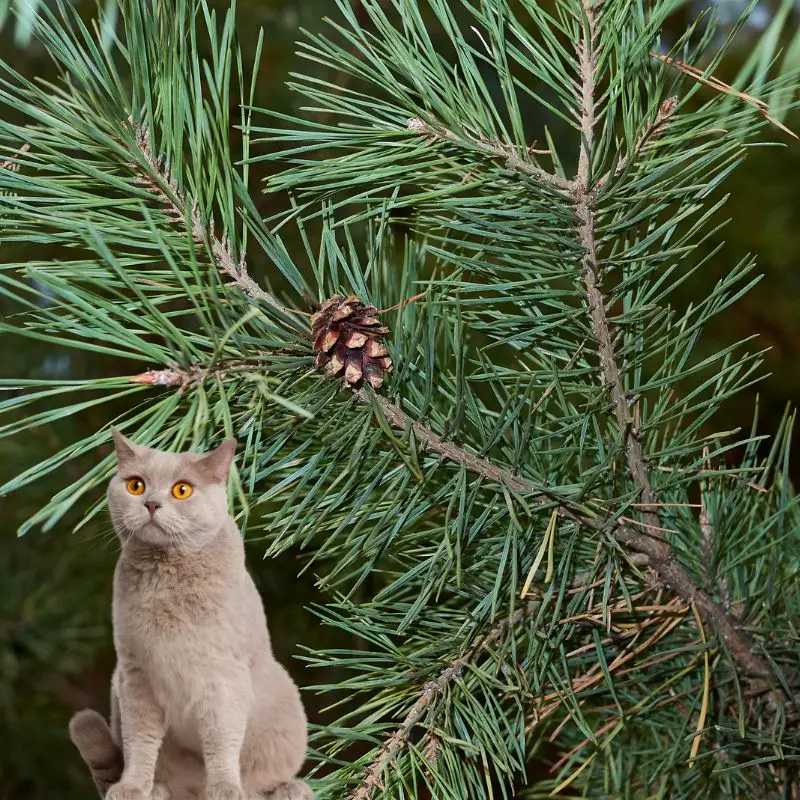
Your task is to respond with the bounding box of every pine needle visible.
[520,509,558,598]
[688,603,711,767]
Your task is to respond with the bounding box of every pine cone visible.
[311,294,393,389]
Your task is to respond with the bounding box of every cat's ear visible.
[110,426,142,469]
[197,438,236,484]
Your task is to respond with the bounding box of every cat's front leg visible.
[107,666,166,800]
[198,678,252,800]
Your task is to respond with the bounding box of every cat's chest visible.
[115,564,221,644]
[115,571,240,743]
[116,576,227,703]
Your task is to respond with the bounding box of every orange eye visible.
[172,482,193,500]
[127,478,145,496]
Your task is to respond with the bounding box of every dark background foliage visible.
[0,0,797,797]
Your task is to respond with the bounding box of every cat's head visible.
[107,428,236,549]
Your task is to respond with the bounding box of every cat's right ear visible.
[110,426,141,470]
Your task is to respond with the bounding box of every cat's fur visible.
[69,430,311,800]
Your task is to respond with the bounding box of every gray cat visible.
[69,429,311,800]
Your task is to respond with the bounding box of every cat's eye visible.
[127,477,145,495]
[172,481,193,500]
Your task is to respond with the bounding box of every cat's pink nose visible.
[144,500,161,516]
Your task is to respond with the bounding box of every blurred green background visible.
[0,0,797,797]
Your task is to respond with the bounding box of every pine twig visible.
[360,390,535,494]
[406,116,572,192]
[124,120,293,314]
[349,601,538,800]
[595,95,678,190]
[127,355,293,390]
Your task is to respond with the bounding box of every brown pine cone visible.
[311,294,393,389]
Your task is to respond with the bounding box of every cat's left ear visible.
[110,426,143,470]
[197,438,237,484]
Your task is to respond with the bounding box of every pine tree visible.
[1,0,799,797]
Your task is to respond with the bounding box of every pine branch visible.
[125,121,281,310]
[406,117,572,192]
[595,96,678,190]
[359,389,536,495]
[349,600,539,800]
[128,358,281,389]
[571,0,773,691]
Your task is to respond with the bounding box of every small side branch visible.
[125,120,284,310]
[361,389,535,495]
[595,96,678,190]
[406,117,573,192]
[350,602,538,800]
[128,360,274,390]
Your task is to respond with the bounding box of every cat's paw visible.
[152,783,172,800]
[205,781,246,800]
[106,783,149,800]
[259,779,313,800]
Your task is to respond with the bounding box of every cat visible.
[69,429,312,800]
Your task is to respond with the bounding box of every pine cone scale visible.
[342,331,368,349]
[314,329,340,353]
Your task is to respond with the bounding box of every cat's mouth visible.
[134,516,170,541]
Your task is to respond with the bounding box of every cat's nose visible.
[144,500,161,516]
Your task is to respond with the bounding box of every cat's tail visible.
[69,709,123,797]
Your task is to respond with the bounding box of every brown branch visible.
[360,389,536,495]
[357,388,771,691]
[128,355,294,390]
[573,1,773,690]
[349,601,538,800]
[595,95,678,190]
[406,117,573,192]
[125,120,294,314]
[650,52,798,140]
